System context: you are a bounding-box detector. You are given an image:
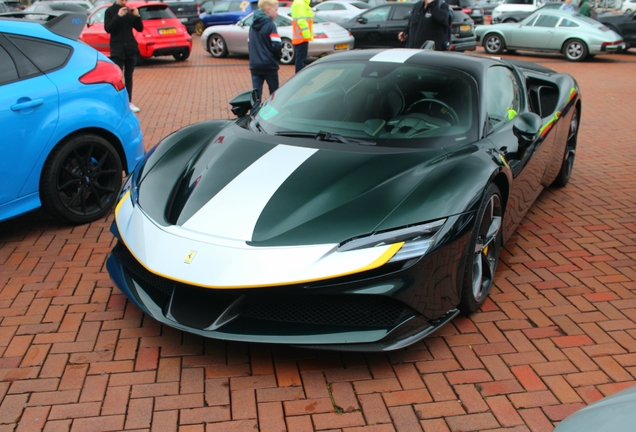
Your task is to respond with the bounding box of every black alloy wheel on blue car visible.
[40,134,123,224]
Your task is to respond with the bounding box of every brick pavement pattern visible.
[1,40,636,432]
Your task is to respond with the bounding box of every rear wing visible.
[0,11,87,40]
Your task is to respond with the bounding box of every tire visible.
[173,49,190,61]
[562,39,588,62]
[459,183,503,314]
[502,18,517,23]
[40,134,123,225]
[195,21,204,36]
[483,33,505,54]
[280,38,295,65]
[551,106,579,187]
[207,34,228,58]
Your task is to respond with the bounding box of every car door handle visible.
[11,98,44,111]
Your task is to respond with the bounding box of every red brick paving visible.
[1,38,636,431]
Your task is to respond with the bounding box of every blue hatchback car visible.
[199,0,255,29]
[0,12,145,225]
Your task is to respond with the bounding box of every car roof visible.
[0,11,87,40]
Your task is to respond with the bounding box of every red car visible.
[80,1,192,61]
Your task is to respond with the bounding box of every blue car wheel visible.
[40,134,123,224]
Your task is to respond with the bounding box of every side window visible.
[274,15,291,26]
[88,7,107,24]
[316,3,334,10]
[486,66,521,132]
[558,18,579,27]
[523,15,537,26]
[534,14,559,27]
[0,45,19,85]
[333,3,346,10]
[6,36,72,73]
[391,5,412,20]
[212,2,231,13]
[362,5,390,22]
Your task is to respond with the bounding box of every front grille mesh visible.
[113,242,415,328]
[112,242,175,295]
[244,295,413,328]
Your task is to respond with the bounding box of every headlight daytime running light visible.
[338,219,446,262]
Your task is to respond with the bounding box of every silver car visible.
[475,9,626,61]
[200,7,355,65]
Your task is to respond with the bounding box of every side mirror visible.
[512,111,542,145]
[357,16,368,23]
[199,7,205,13]
[229,89,259,117]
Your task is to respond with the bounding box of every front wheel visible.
[459,183,503,314]
[483,33,505,54]
[40,134,123,225]
[563,39,588,62]
[280,38,295,65]
[207,34,228,58]
[551,106,579,187]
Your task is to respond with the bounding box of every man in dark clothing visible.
[398,0,451,51]
[249,0,282,106]
[105,0,143,112]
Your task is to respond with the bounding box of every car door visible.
[509,13,558,49]
[0,35,59,207]
[81,5,110,56]
[484,65,550,239]
[385,4,411,44]
[347,5,391,48]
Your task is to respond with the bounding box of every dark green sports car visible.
[107,49,581,351]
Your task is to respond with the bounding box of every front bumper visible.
[107,213,471,351]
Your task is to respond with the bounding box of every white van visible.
[491,0,542,22]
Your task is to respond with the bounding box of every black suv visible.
[445,0,485,24]
[343,1,476,52]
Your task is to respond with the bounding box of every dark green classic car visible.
[107,49,580,351]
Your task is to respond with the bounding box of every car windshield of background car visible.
[253,62,478,148]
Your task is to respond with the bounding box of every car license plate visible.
[179,18,188,22]
[159,28,177,35]
[460,25,471,31]
[334,43,348,50]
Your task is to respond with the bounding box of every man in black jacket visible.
[398,0,451,51]
[248,0,282,106]
[105,0,143,112]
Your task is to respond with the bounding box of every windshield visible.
[254,60,478,148]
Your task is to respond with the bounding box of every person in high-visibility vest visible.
[291,0,314,73]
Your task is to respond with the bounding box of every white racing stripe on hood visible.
[182,144,318,240]
[370,49,420,64]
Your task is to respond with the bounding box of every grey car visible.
[475,9,626,60]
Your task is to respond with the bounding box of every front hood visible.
[137,125,448,247]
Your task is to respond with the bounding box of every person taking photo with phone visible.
[105,0,144,113]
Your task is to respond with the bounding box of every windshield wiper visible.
[275,130,376,146]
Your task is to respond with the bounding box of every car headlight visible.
[338,219,446,262]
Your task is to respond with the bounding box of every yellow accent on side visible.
[115,191,131,218]
[499,154,508,168]
[507,108,517,121]
[483,245,489,255]
[116,224,406,290]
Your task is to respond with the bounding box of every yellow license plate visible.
[160,28,177,35]
[334,43,348,50]
[460,25,471,31]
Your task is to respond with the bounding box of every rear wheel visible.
[483,33,505,54]
[195,20,204,36]
[551,106,579,187]
[563,39,588,62]
[173,49,190,61]
[40,134,123,225]
[207,34,228,58]
[280,38,295,65]
[459,183,503,314]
